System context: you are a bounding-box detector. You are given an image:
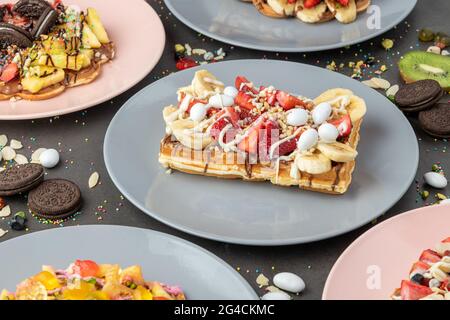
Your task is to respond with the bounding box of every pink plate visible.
[0,0,165,120]
[322,205,450,300]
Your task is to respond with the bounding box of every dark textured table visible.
[0,0,448,300]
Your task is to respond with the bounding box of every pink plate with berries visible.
[323,204,450,300]
[0,0,165,120]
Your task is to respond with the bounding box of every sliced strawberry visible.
[267,90,278,106]
[207,107,221,118]
[259,120,279,161]
[0,63,18,83]
[440,279,449,291]
[210,117,236,142]
[409,261,430,275]
[400,280,433,300]
[176,57,198,71]
[275,91,306,111]
[235,91,254,110]
[278,139,298,157]
[178,92,208,113]
[303,0,321,9]
[237,117,265,154]
[287,0,296,3]
[419,249,442,265]
[442,237,450,243]
[329,114,352,138]
[235,76,258,94]
[337,0,349,6]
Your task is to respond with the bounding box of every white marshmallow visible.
[318,123,339,142]
[223,86,238,99]
[286,109,309,127]
[297,129,318,151]
[190,103,207,122]
[39,149,60,169]
[312,102,332,125]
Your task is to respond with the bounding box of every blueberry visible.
[10,216,26,231]
[411,273,425,284]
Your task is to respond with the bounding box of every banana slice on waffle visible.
[252,0,285,18]
[324,0,356,24]
[295,151,332,175]
[314,88,367,122]
[267,0,296,16]
[317,142,358,162]
[295,0,335,23]
[191,70,224,99]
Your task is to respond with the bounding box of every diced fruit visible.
[419,249,442,265]
[33,271,60,290]
[235,75,258,94]
[329,114,352,138]
[74,259,100,278]
[151,283,173,300]
[41,38,66,54]
[303,0,321,9]
[410,261,430,274]
[259,120,279,160]
[82,23,101,49]
[86,8,110,44]
[337,0,349,6]
[135,286,153,300]
[278,139,298,157]
[275,91,305,111]
[21,67,65,93]
[442,237,450,243]
[175,57,198,71]
[237,118,265,154]
[400,280,433,300]
[0,63,18,83]
[235,91,254,110]
[210,117,235,142]
[120,266,145,286]
[62,281,95,300]
[36,54,87,71]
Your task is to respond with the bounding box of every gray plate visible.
[104,60,419,246]
[0,225,257,300]
[164,0,417,52]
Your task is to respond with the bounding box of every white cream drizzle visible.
[269,127,303,160]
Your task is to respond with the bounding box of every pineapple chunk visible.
[86,8,109,44]
[36,54,86,71]
[41,37,66,55]
[82,23,101,49]
[22,67,65,93]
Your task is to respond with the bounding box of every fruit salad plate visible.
[322,205,450,300]
[104,59,419,246]
[0,0,165,120]
[0,225,258,300]
[164,0,417,52]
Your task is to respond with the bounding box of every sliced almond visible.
[10,139,23,150]
[386,84,399,97]
[256,274,270,287]
[31,148,47,162]
[88,172,100,189]
[1,146,16,161]
[0,229,7,238]
[0,135,7,147]
[371,77,391,90]
[0,205,11,217]
[14,154,29,165]
[266,286,282,293]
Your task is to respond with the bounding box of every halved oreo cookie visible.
[28,179,82,220]
[0,163,44,196]
[13,0,51,19]
[419,103,450,138]
[0,23,33,48]
[31,6,58,39]
[395,80,443,112]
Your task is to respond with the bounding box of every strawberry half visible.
[419,249,442,265]
[275,91,306,111]
[235,91,254,110]
[259,120,279,161]
[235,75,258,94]
[237,117,265,154]
[304,0,321,9]
[0,63,18,83]
[210,117,236,143]
[329,114,352,138]
[337,0,349,6]
[400,280,433,300]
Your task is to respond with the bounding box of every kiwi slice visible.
[399,51,450,91]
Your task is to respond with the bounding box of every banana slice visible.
[325,0,357,24]
[346,95,366,122]
[191,70,224,99]
[355,0,371,12]
[267,0,296,16]
[295,151,332,175]
[314,89,366,122]
[295,0,334,23]
[170,119,212,150]
[252,0,285,18]
[317,142,357,162]
[163,105,179,123]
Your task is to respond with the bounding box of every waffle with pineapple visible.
[243,0,371,24]
[159,70,367,194]
[1,260,186,300]
[0,0,114,101]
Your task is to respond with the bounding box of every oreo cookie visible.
[0,23,33,48]
[13,0,51,19]
[419,103,450,138]
[31,6,58,39]
[394,80,443,112]
[28,179,82,220]
[0,163,44,196]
